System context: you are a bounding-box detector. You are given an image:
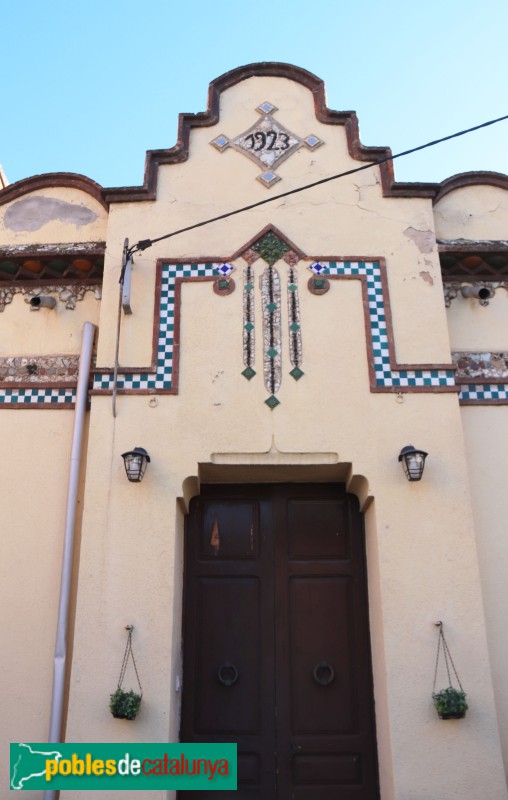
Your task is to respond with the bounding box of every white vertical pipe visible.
[45,321,96,800]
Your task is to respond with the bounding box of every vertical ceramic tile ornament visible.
[287,266,303,380]
[261,265,282,408]
[242,265,256,380]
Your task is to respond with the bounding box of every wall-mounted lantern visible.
[121,447,151,482]
[398,445,428,481]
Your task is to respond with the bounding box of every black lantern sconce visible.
[121,447,151,482]
[398,445,428,481]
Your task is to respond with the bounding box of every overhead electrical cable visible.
[128,113,508,257]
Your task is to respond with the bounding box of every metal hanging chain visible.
[433,622,464,694]
[117,625,143,697]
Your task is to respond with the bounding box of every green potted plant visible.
[110,625,143,721]
[432,686,468,720]
[109,687,142,720]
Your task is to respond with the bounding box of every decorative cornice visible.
[0,173,107,209]
[0,355,80,384]
[0,242,106,258]
[0,284,101,312]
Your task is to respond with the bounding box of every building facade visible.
[2,63,508,799]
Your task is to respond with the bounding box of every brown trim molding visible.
[101,62,440,205]
[434,171,508,203]
[3,66,507,212]
[0,173,107,209]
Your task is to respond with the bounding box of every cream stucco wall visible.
[434,184,508,241]
[1,411,88,799]
[439,180,508,780]
[0,184,105,797]
[460,406,508,778]
[2,70,507,800]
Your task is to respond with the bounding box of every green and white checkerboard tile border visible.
[0,387,76,405]
[459,384,508,402]
[93,263,222,392]
[3,260,505,405]
[309,261,456,389]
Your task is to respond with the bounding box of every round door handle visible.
[217,662,239,686]
[313,661,335,686]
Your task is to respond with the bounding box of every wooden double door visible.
[180,484,379,799]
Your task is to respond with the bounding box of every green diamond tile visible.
[244,322,254,331]
[290,322,300,332]
[290,366,304,381]
[265,395,280,409]
[267,347,278,358]
[288,283,297,292]
[241,366,256,380]
[245,283,254,292]
[267,302,277,313]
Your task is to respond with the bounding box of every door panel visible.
[289,577,354,733]
[195,577,261,733]
[180,484,379,799]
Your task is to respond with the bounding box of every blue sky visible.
[2,0,507,189]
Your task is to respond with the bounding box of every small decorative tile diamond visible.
[242,366,256,380]
[210,134,230,152]
[265,395,280,409]
[258,172,281,188]
[214,262,235,277]
[304,134,323,149]
[256,101,278,115]
[290,366,304,381]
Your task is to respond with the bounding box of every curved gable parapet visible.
[434,171,508,203]
[0,172,107,210]
[102,62,438,204]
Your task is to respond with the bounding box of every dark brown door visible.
[180,484,379,799]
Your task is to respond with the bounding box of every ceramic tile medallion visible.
[210,102,323,187]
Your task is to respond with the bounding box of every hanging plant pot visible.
[110,625,143,721]
[432,687,468,720]
[432,622,468,721]
[109,688,142,720]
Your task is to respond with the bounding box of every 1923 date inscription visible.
[243,130,290,152]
